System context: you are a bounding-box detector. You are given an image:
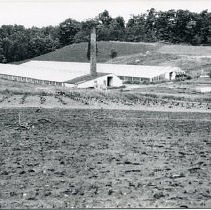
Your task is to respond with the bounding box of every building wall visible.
[0,73,64,87]
[119,75,150,83]
[164,72,176,80]
[77,74,123,89]
[151,71,180,82]
[64,83,75,88]
[118,69,184,83]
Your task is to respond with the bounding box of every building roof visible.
[65,73,109,84]
[0,61,183,83]
[0,63,86,82]
[21,61,182,78]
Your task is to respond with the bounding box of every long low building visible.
[0,61,184,88]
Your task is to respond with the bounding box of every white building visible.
[65,73,123,89]
[0,61,184,88]
[21,61,183,82]
[0,62,123,88]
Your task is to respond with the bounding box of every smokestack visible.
[90,27,97,77]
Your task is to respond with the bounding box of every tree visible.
[145,8,157,42]
[109,16,125,41]
[109,49,117,59]
[125,15,146,42]
[97,24,111,41]
[1,38,13,62]
[0,46,6,63]
[59,18,81,46]
[98,10,112,26]
[155,10,176,42]
[74,19,99,43]
[28,37,56,58]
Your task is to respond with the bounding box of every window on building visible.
[125,76,132,81]
[132,77,140,81]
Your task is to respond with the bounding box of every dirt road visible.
[0,108,211,208]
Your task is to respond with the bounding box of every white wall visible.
[77,74,122,89]
[64,83,75,88]
[164,72,177,80]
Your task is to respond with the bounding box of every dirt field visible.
[0,108,211,208]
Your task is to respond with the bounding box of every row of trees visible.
[1,9,211,63]
[60,9,211,45]
[0,25,60,63]
[126,9,211,44]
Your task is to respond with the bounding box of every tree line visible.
[1,9,211,63]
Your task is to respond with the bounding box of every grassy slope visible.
[14,41,211,77]
[31,41,159,63]
[107,44,211,76]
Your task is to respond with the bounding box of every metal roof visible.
[65,73,110,84]
[21,61,182,78]
[0,61,182,83]
[0,63,86,82]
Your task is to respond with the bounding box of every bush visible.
[110,49,118,59]
[186,75,192,80]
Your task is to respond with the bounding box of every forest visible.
[1,8,211,63]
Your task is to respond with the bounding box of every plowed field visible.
[0,108,211,208]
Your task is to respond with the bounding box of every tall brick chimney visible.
[90,27,97,77]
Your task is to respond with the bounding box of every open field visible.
[0,78,211,112]
[0,108,211,208]
[0,77,211,208]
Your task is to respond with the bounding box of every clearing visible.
[0,78,211,112]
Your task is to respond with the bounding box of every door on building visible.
[169,72,173,80]
[107,76,113,87]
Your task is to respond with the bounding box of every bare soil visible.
[0,108,211,208]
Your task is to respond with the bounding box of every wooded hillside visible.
[1,9,211,63]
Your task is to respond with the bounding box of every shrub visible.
[186,75,192,80]
[110,49,118,59]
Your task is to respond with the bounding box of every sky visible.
[0,0,211,28]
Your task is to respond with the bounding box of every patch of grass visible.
[142,93,159,99]
[15,41,159,64]
[158,45,211,56]
[55,93,67,105]
[20,93,28,104]
[40,95,46,104]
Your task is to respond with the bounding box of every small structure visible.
[65,73,122,89]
